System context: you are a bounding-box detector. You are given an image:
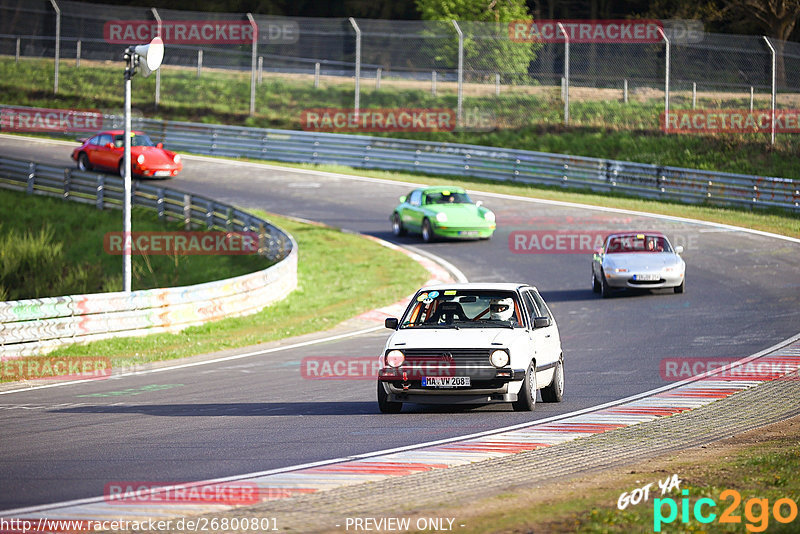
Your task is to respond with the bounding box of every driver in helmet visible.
[489,297,515,323]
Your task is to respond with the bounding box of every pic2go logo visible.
[654,489,798,532]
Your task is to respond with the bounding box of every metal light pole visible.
[122,37,164,292]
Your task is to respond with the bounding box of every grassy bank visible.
[43,210,429,369]
[427,415,800,533]
[0,187,267,300]
[2,57,799,178]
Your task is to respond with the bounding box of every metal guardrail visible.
[0,156,297,358]
[98,115,797,213]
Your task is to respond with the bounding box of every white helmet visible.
[490,298,514,321]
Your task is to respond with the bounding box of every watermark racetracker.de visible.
[301,108,456,133]
[0,107,103,133]
[103,231,260,255]
[660,357,800,382]
[104,20,298,45]
[508,230,698,254]
[1,357,111,381]
[662,110,800,134]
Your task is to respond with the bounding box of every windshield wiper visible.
[466,319,515,329]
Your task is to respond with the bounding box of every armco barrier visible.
[91,114,796,213]
[0,156,297,358]
[1,106,797,211]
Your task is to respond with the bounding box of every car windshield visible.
[606,234,672,253]
[425,191,472,205]
[113,133,155,148]
[400,290,522,329]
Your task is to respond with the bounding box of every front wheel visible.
[421,218,435,243]
[674,279,685,294]
[600,270,612,298]
[592,269,601,293]
[391,213,406,237]
[118,160,126,178]
[540,358,564,403]
[377,382,402,413]
[512,361,537,412]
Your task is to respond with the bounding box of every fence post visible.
[247,13,257,117]
[96,175,105,210]
[15,37,20,63]
[431,71,437,96]
[349,18,361,119]
[750,86,754,111]
[692,82,696,109]
[623,79,628,103]
[27,162,35,194]
[76,40,81,68]
[197,50,203,77]
[258,56,263,84]
[157,188,165,219]
[557,22,569,126]
[184,194,192,230]
[452,21,463,128]
[763,36,776,146]
[495,73,500,96]
[49,0,60,94]
[376,67,381,90]
[658,26,670,122]
[206,200,214,229]
[63,168,70,200]
[151,7,162,108]
[314,62,320,88]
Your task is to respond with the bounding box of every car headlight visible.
[386,350,405,368]
[136,154,145,165]
[435,212,447,223]
[489,349,509,368]
[173,154,181,164]
[483,210,495,222]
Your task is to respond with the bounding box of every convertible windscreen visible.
[400,290,523,328]
[425,191,472,204]
[113,134,155,148]
[606,234,672,253]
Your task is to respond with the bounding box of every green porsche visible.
[390,186,496,242]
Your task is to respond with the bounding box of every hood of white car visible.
[386,327,523,349]
[604,252,683,271]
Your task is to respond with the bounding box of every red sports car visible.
[71,130,182,178]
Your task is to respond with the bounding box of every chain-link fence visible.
[1,0,798,141]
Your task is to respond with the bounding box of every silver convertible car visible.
[591,232,685,297]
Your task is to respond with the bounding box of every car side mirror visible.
[105,143,114,149]
[385,317,399,329]
[156,142,163,149]
[475,200,483,207]
[533,316,550,328]
[675,245,684,254]
[399,195,407,203]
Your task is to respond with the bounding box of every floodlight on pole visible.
[122,36,163,293]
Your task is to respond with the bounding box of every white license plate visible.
[154,170,171,177]
[634,273,660,281]
[422,376,471,388]
[459,231,479,236]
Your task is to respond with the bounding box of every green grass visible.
[44,210,429,369]
[3,57,800,178]
[0,187,268,300]
[424,430,800,533]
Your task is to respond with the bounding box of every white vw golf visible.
[377,283,564,413]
